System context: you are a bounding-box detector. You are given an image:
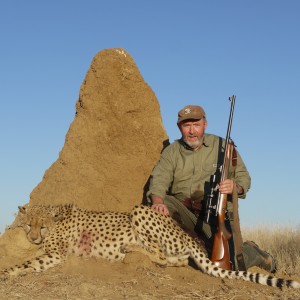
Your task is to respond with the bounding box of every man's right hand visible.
[151,196,169,216]
[151,203,169,216]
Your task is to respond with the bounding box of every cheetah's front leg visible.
[1,252,63,279]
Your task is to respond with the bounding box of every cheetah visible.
[1,204,299,289]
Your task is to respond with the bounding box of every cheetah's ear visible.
[53,213,64,222]
[18,206,26,214]
[9,206,28,229]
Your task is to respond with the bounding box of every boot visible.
[243,241,277,273]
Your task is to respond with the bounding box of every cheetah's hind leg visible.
[1,252,63,279]
[121,243,168,267]
[165,254,189,267]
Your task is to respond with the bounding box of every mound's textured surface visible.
[31,48,168,211]
[0,48,168,260]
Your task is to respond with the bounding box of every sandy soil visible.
[1,251,299,300]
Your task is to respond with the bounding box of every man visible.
[147,104,276,272]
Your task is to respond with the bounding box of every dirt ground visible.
[1,251,299,300]
[1,49,299,299]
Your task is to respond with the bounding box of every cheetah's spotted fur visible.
[1,204,299,289]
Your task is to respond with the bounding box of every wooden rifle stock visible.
[210,96,236,270]
[211,143,234,270]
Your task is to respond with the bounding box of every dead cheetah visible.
[1,204,299,289]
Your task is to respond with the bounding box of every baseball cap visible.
[177,105,206,124]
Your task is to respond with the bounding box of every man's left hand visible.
[218,179,234,194]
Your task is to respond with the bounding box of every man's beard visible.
[183,135,202,149]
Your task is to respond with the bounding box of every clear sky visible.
[1,1,299,232]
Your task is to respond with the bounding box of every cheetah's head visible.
[17,205,63,244]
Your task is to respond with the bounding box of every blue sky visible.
[1,1,299,232]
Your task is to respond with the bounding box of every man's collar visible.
[202,135,209,147]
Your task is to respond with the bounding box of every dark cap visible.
[177,105,206,124]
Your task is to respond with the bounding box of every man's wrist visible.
[151,195,164,205]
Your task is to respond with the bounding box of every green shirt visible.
[148,134,251,208]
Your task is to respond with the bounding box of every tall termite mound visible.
[0,48,168,264]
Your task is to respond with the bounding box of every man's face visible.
[179,119,207,149]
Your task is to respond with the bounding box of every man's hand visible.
[218,179,234,194]
[218,179,244,195]
[152,203,169,215]
[151,196,169,216]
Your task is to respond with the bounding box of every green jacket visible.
[148,134,251,211]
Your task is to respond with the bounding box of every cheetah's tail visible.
[190,248,300,288]
[217,268,300,288]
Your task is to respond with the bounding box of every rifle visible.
[204,95,236,270]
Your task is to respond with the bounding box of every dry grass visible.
[242,225,300,275]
